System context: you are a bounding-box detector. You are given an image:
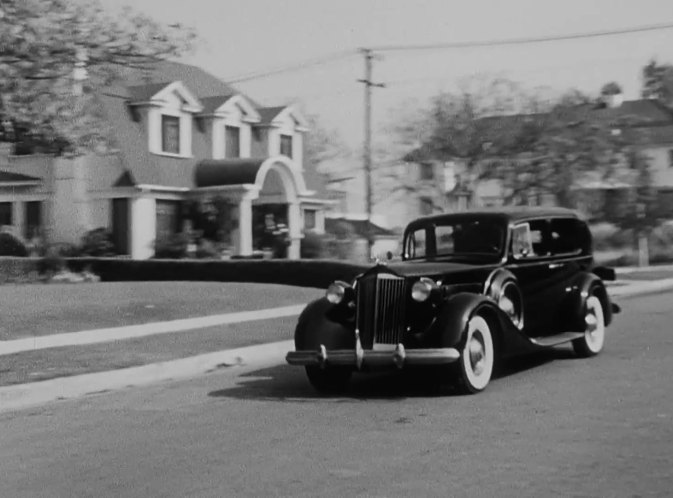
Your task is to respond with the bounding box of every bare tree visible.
[0,0,196,155]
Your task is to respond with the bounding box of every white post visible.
[130,196,156,260]
[286,201,301,259]
[236,198,253,256]
[12,201,25,239]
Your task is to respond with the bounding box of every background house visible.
[0,61,333,259]
[392,93,673,227]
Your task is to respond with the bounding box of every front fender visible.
[425,292,504,350]
[294,298,355,351]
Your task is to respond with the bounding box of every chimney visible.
[600,82,624,108]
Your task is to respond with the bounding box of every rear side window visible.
[549,218,589,256]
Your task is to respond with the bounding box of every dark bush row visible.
[64,258,369,289]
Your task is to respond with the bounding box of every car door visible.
[506,218,567,336]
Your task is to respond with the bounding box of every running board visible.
[529,332,585,347]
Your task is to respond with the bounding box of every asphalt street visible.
[1,291,672,498]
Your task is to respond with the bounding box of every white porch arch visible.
[251,156,310,259]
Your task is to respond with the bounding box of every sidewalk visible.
[2,276,673,413]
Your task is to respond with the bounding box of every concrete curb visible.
[0,340,293,413]
[608,278,673,297]
[2,279,673,413]
[615,264,673,275]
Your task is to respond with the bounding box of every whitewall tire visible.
[458,314,495,394]
[572,295,605,357]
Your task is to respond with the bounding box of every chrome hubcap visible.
[469,332,486,376]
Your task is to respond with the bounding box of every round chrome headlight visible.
[411,277,437,302]
[326,281,349,304]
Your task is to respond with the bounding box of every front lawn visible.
[0,282,321,340]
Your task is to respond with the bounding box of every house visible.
[395,93,673,226]
[0,61,332,259]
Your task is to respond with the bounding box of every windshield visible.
[404,218,506,260]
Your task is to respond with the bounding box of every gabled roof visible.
[199,95,236,114]
[258,106,287,124]
[126,82,173,102]
[96,61,315,190]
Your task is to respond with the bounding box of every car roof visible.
[405,207,581,229]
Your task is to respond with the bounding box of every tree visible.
[0,0,195,155]
[641,59,673,106]
[384,79,635,212]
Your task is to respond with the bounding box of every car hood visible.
[380,260,497,278]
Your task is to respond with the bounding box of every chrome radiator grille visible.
[356,273,407,348]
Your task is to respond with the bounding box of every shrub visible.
[80,228,115,256]
[37,247,66,275]
[154,233,190,259]
[300,232,328,259]
[196,238,221,259]
[0,232,28,256]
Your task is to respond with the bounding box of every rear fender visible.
[563,273,613,330]
[294,298,355,351]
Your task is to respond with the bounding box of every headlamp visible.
[326,281,349,304]
[411,277,437,302]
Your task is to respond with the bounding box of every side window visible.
[405,228,427,259]
[511,224,532,259]
[512,219,549,258]
[549,218,586,256]
[435,225,454,255]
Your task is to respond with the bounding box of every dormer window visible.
[225,125,241,158]
[280,134,293,158]
[161,115,181,154]
[197,95,260,160]
[127,80,203,158]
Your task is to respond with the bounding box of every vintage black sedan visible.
[287,207,619,394]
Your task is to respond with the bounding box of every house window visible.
[668,149,673,168]
[24,201,42,239]
[0,202,12,226]
[304,209,316,230]
[161,115,180,154]
[225,126,240,158]
[419,162,434,181]
[280,134,293,158]
[419,197,433,216]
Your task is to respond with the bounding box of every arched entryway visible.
[193,155,308,258]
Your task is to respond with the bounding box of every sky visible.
[100,0,673,152]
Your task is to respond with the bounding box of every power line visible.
[370,21,673,53]
[223,22,673,85]
[225,49,357,84]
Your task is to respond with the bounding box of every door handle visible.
[548,263,564,269]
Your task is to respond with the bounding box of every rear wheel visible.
[457,314,495,394]
[305,366,352,394]
[572,295,605,357]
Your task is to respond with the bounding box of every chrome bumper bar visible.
[286,343,460,369]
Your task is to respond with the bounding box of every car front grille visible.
[356,273,408,348]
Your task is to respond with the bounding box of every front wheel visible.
[305,366,352,394]
[572,295,605,357]
[457,314,495,394]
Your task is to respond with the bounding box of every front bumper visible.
[286,343,460,369]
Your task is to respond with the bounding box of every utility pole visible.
[358,48,384,258]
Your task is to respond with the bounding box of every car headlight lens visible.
[326,281,349,304]
[411,278,437,302]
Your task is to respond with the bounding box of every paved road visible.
[1,292,672,498]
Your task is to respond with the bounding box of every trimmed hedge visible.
[63,257,369,289]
